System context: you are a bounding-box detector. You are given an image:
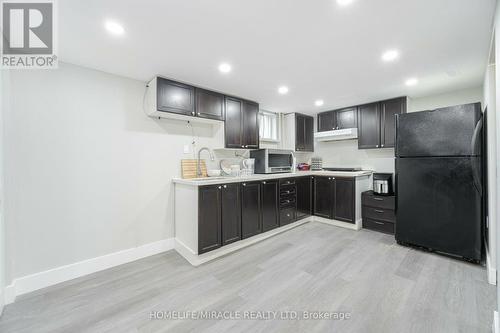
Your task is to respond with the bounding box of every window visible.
[259,110,279,142]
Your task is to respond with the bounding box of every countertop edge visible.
[173,171,373,186]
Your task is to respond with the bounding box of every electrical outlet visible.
[183,145,190,154]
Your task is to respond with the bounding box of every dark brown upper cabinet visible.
[336,107,358,129]
[242,101,259,149]
[241,182,262,239]
[195,88,225,121]
[157,77,195,116]
[225,97,259,149]
[224,97,243,148]
[295,113,314,152]
[333,178,355,223]
[358,102,381,149]
[380,97,407,148]
[358,97,406,149]
[198,185,222,254]
[317,107,357,132]
[317,111,335,132]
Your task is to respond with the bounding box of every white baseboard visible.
[486,245,497,285]
[4,238,174,305]
[313,216,362,231]
[494,311,499,333]
[175,218,312,266]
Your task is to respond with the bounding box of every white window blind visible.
[259,111,279,141]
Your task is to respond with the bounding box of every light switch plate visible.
[183,145,190,154]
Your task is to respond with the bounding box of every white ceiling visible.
[60,0,496,114]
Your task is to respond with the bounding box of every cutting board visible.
[181,159,207,179]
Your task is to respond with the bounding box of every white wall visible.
[314,87,484,174]
[408,86,484,112]
[0,68,6,314]
[3,62,228,283]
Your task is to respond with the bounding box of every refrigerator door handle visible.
[470,116,483,194]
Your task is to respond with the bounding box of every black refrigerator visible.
[395,103,483,262]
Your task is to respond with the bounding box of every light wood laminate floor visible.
[0,222,495,332]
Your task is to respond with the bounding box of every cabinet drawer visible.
[362,192,395,210]
[280,207,296,225]
[279,179,296,187]
[363,218,395,234]
[280,197,296,207]
[279,187,296,196]
[362,206,395,223]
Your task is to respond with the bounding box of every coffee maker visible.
[373,173,393,195]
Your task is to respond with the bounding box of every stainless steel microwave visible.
[250,149,294,174]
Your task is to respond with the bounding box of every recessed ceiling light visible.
[315,100,324,107]
[105,20,125,36]
[405,78,418,86]
[278,86,289,95]
[381,49,399,62]
[337,0,354,6]
[218,63,232,73]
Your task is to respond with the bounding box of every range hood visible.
[314,128,358,142]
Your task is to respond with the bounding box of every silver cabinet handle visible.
[191,111,195,116]
[242,183,246,186]
[287,214,290,217]
[241,145,244,148]
[373,221,384,225]
[381,144,384,147]
[376,145,379,148]
[373,197,383,201]
[223,185,227,189]
[262,181,266,184]
[374,209,384,213]
[218,186,221,189]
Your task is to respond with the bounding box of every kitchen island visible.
[173,170,372,265]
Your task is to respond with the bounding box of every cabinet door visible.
[261,180,279,232]
[241,182,262,238]
[317,111,335,132]
[296,176,313,219]
[333,178,355,223]
[295,114,306,151]
[304,115,314,152]
[225,97,243,148]
[336,107,357,129]
[157,77,195,116]
[195,88,224,121]
[313,176,334,219]
[380,97,406,148]
[221,183,241,245]
[358,102,381,149]
[242,101,259,149]
[198,186,222,254]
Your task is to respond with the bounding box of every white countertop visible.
[173,170,373,186]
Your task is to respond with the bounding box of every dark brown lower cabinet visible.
[261,180,279,232]
[296,176,313,219]
[333,178,355,223]
[313,176,334,218]
[313,176,355,222]
[221,183,241,245]
[241,182,262,239]
[198,186,222,254]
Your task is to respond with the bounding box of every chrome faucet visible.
[197,147,215,177]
